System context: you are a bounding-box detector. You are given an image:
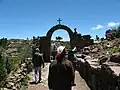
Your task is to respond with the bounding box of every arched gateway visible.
[46,24,74,39]
[39,23,75,62]
[46,24,74,61]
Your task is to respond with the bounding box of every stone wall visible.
[2,58,32,90]
[74,54,120,90]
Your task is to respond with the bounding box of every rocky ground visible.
[28,63,90,90]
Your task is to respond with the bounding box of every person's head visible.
[56,46,66,62]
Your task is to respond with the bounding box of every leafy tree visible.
[0,38,7,49]
[115,26,120,38]
[105,29,115,40]
[96,35,99,40]
[105,26,120,40]
[101,37,104,41]
[56,36,63,41]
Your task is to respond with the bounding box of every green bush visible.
[110,47,120,54]
[6,57,12,74]
[105,26,120,40]
[0,54,7,87]
[11,56,21,71]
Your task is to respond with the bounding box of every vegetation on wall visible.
[0,38,32,87]
[105,26,120,40]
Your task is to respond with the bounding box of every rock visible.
[82,50,89,55]
[82,47,90,55]
[94,40,101,44]
[109,53,120,63]
[17,69,22,74]
[91,48,98,53]
[16,84,21,89]
[17,76,22,81]
[0,88,8,90]
[6,82,14,88]
[8,82,14,86]
[6,76,15,82]
[14,73,20,78]
[21,63,26,67]
[99,56,109,65]
[75,54,86,59]
[23,68,27,72]
[84,55,92,60]
[12,86,17,90]
[106,42,112,48]
[21,72,26,76]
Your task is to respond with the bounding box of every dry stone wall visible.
[1,58,32,90]
[74,54,120,90]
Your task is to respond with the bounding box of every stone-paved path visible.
[28,63,90,90]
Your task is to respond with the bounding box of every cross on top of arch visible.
[57,18,62,24]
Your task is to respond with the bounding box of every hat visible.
[57,46,65,54]
[35,48,40,52]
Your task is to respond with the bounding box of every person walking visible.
[32,48,44,84]
[48,46,75,90]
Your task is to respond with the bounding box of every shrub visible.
[11,56,21,71]
[0,53,7,87]
[6,57,12,74]
[110,47,120,54]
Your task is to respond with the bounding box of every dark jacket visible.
[32,52,44,67]
[48,59,75,90]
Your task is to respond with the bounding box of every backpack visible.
[33,52,43,67]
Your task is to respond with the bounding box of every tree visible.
[96,35,99,40]
[101,37,104,41]
[115,26,120,38]
[105,26,120,40]
[105,29,115,40]
[56,36,63,41]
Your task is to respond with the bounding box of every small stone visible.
[91,48,98,53]
[8,82,14,86]
[21,63,26,67]
[84,55,92,60]
[12,86,17,90]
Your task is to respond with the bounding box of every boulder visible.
[99,56,109,65]
[109,53,120,63]
[106,42,112,48]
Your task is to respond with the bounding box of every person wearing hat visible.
[32,48,44,84]
[48,46,75,90]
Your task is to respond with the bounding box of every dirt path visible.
[72,71,90,90]
[28,63,90,90]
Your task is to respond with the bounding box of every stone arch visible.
[46,24,74,39]
[42,24,74,62]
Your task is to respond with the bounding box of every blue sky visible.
[0,0,120,40]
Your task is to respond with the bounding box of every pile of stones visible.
[5,63,27,90]
[2,58,32,90]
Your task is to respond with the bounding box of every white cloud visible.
[107,22,120,27]
[91,25,104,30]
[91,21,120,31]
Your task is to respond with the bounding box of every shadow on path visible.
[28,63,90,90]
